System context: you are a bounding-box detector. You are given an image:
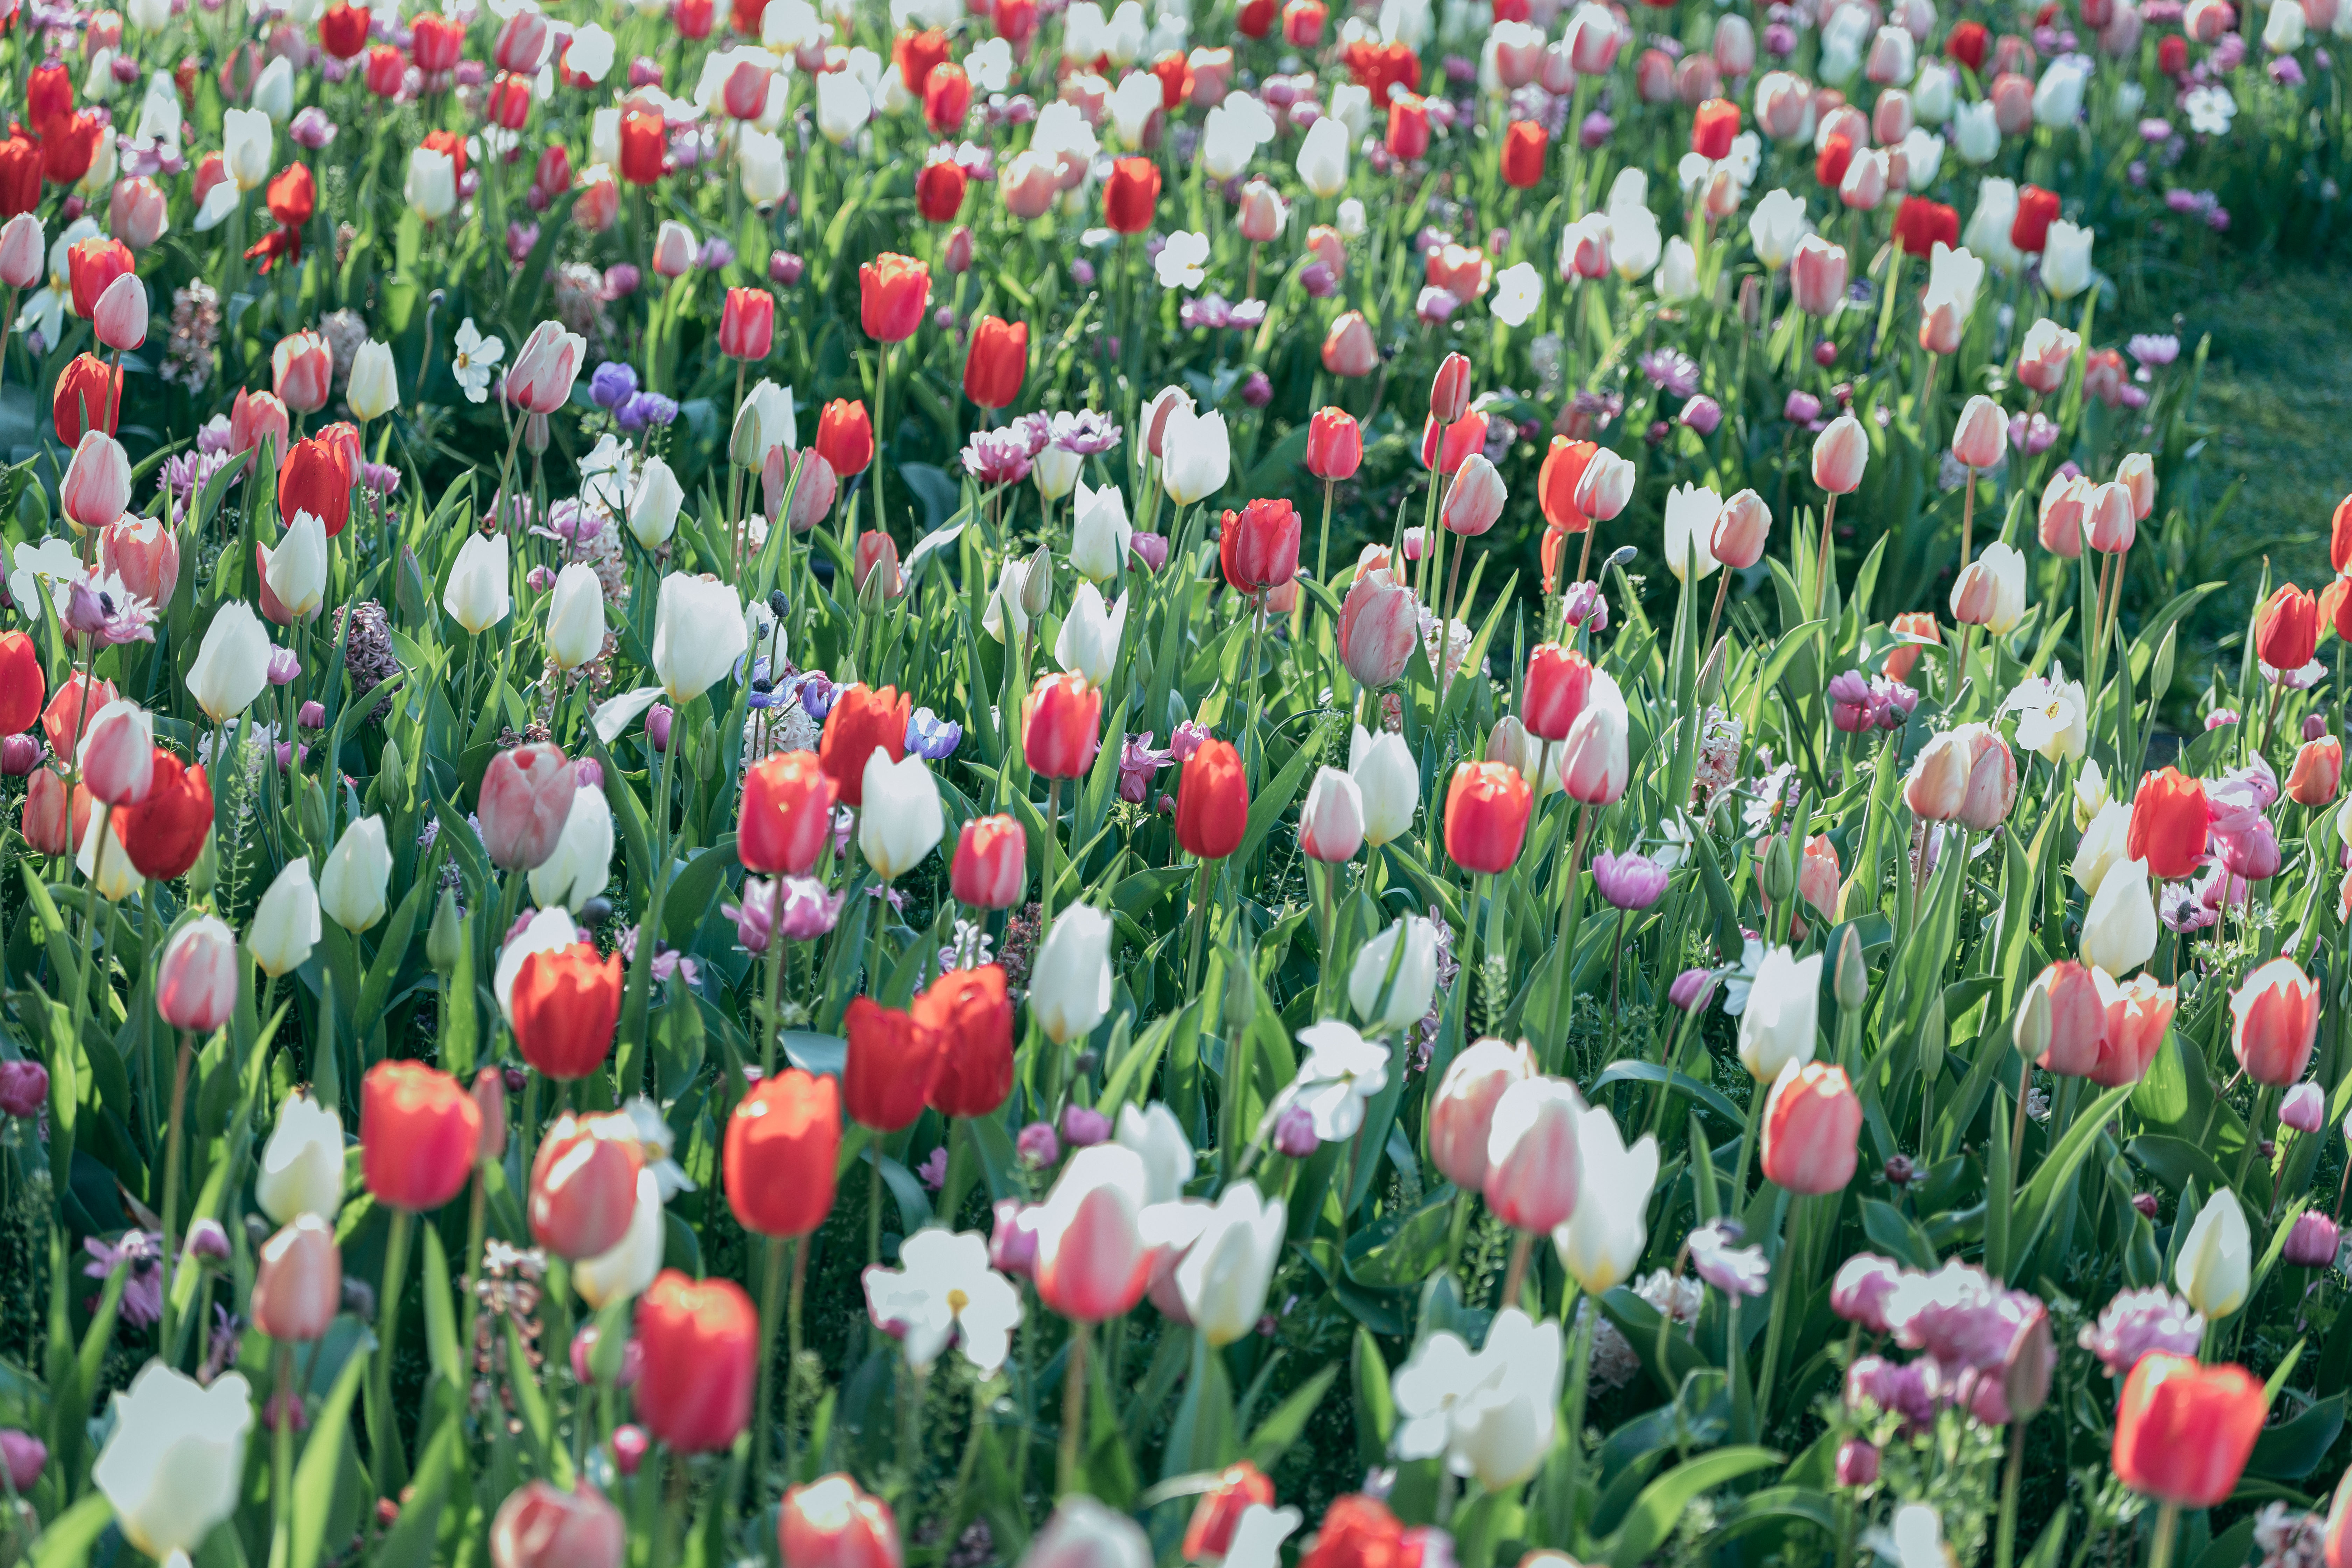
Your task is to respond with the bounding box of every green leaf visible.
[1591,1060,1744,1128]
[2248,1393,2343,1480]
[1599,1447,1782,1567]
[27,1494,114,1568]
[373,1414,463,1568]
[290,1340,373,1568]
[1352,1326,1394,1465]
[2009,1084,2133,1272]
[664,838,741,947]
[1245,1364,1339,1470]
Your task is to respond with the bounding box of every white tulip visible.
[185,600,271,723]
[1115,1101,1196,1204]
[2070,798,2132,896]
[2080,855,2157,978]
[544,562,607,670]
[2040,219,2094,302]
[1030,905,1114,1044]
[1349,915,1440,1034]
[318,814,391,933]
[1663,482,1723,582]
[1176,1180,1287,1345]
[859,753,944,880]
[1069,477,1133,583]
[1552,1104,1659,1293]
[652,572,747,703]
[405,145,456,220]
[93,1362,254,1564]
[2175,1186,2250,1318]
[1748,187,1810,270]
[443,532,511,635]
[1296,115,1350,197]
[265,509,328,622]
[252,55,294,119]
[255,1088,343,1223]
[1054,583,1127,688]
[1737,947,1821,1082]
[1349,724,1420,846]
[629,454,685,548]
[574,1168,666,1308]
[247,856,321,977]
[529,785,615,912]
[1159,404,1231,505]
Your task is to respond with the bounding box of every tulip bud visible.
[251,1213,342,1341]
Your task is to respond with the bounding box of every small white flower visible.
[1155,229,1211,290]
[451,317,505,404]
[2184,84,2236,135]
[863,1228,1024,1374]
[1284,1020,1391,1141]
[1490,261,1542,327]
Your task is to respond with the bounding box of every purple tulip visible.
[1592,848,1668,911]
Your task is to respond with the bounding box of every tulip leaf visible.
[1596,1447,1781,1568]
[1858,1198,1938,1272]
[1352,1326,1394,1465]
[372,1413,462,1568]
[289,1340,372,1568]
[354,878,426,1046]
[26,1493,113,1568]
[1591,1061,1744,1129]
[2009,1084,2133,1274]
[1244,1363,1339,1472]
[1343,1189,1457,1289]
[663,836,740,948]
[2248,1393,2345,1481]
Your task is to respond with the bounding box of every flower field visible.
[0,0,2348,1561]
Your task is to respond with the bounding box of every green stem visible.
[369,1207,414,1492]
[158,1028,193,1360]
[1057,1319,1088,1498]
[750,1233,788,1512]
[2147,1501,2180,1568]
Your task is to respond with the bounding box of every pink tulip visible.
[155,916,239,1033]
[0,214,41,289]
[61,430,131,530]
[1812,414,1869,494]
[2085,481,2135,554]
[1789,234,1848,315]
[1951,396,2007,470]
[1441,454,1507,537]
[478,742,578,870]
[1427,1038,1534,1191]
[1031,1146,1155,1322]
[271,330,333,413]
[2232,957,2319,1087]
[77,700,154,806]
[1483,1075,1583,1233]
[1337,568,1418,689]
[251,1214,342,1342]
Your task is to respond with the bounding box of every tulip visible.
[1557,671,1630,805]
[1442,455,1507,538]
[1298,767,1365,864]
[529,1111,643,1260]
[154,914,237,1034]
[1443,761,1532,874]
[635,1270,758,1452]
[2091,971,2175,1087]
[735,380,801,469]
[630,456,685,547]
[506,320,587,413]
[528,785,614,914]
[1789,233,1848,316]
[1176,740,1248,860]
[77,699,154,806]
[1427,1037,1534,1191]
[1183,1465,1276,1561]
[60,430,131,531]
[845,997,944,1132]
[1031,1144,1155,1320]
[1812,413,1869,494]
[2112,1352,2267,1511]
[1023,673,1102,782]
[2232,957,2320,1087]
[779,1476,904,1568]
[1069,481,1132,584]
[573,1168,665,1310]
[1711,489,1772,570]
[511,944,624,1080]
[91,1363,253,1565]
[1552,1104,1659,1292]
[113,748,209,882]
[964,315,1027,410]
[1738,947,1821,1082]
[2175,1187,2252,1319]
[2015,317,2079,394]
[256,1088,343,1223]
[1350,725,1420,847]
[945,815,1024,909]
[1950,542,2028,633]
[649,573,749,706]
[819,684,910,805]
[360,1059,482,1211]
[1951,395,2007,469]
[1349,915,1440,1035]
[1760,1060,1862,1193]
[275,433,350,535]
[1030,904,1113,1045]
[2127,767,2208,881]
[1219,497,1302,595]
[1337,568,1417,689]
[2258,584,2321,673]
[860,252,931,343]
[2023,959,2109,1077]
[2080,855,2158,977]
[2118,451,2157,521]
[247,855,322,979]
[444,532,512,635]
[319,814,391,931]
[53,352,121,445]
[860,753,945,880]
[251,1213,341,1342]
[742,751,837,877]
[2042,220,2094,301]
[724,1069,841,1238]
[2290,736,2343,805]
[1160,403,1232,505]
[480,743,578,870]
[545,564,606,670]
[181,601,269,725]
[1483,1076,1583,1233]
[918,966,1015,1118]
[491,1480,625,1568]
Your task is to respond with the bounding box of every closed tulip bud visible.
[247,855,321,978]
[1442,454,1508,537]
[360,1059,482,1211]
[2289,736,2342,805]
[2127,766,2208,881]
[77,699,153,805]
[319,814,391,932]
[1023,673,1102,782]
[471,1066,507,1163]
[1790,233,1848,315]
[2038,472,2091,557]
[1483,1074,1583,1233]
[479,743,578,870]
[1812,413,1869,494]
[2085,481,2135,554]
[1573,449,1636,522]
[1444,760,1532,873]
[0,214,42,289]
[1557,671,1630,804]
[652,572,749,705]
[2175,1188,2253,1320]
[61,430,131,530]
[154,914,237,1033]
[635,1270,758,1452]
[545,563,606,671]
[444,532,512,635]
[741,751,836,877]
[2080,856,2158,978]
[1426,1037,1534,1190]
[1738,946,1821,1082]
[1349,726,1420,847]
[90,271,145,352]
[1347,914,1438,1036]
[1710,489,1772,569]
[1951,395,2006,469]
[779,1476,903,1568]
[1176,740,1249,860]
[951,814,1026,909]
[1760,1059,1861,1194]
[1430,352,1474,424]
[2023,959,2108,1076]
[723,1069,841,1237]
[491,1480,625,1568]
[1336,568,1417,690]
[1298,767,1365,863]
[346,338,398,421]
[2232,956,2320,1087]
[859,753,945,881]
[251,1214,341,1341]
[1949,542,2028,632]
[511,943,624,1080]
[529,1111,644,1260]
[2258,584,2321,673]
[1031,1143,1154,1319]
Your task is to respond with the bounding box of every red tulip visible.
[963,316,1027,410]
[1184,1464,1277,1559]
[618,109,666,183]
[1420,411,1489,478]
[278,434,354,537]
[1103,156,1160,233]
[1760,1061,1862,1193]
[511,944,625,1081]
[1023,673,1102,780]
[2092,974,2176,1088]
[724,1068,841,1238]
[1893,195,1959,258]
[916,159,967,223]
[741,751,837,876]
[845,997,944,1132]
[1176,740,1248,859]
[65,236,132,323]
[528,1111,643,1260]
[852,531,903,600]
[1299,1496,1407,1568]
[2111,1352,2266,1508]
[2231,956,2320,1087]
[859,252,930,343]
[1691,96,1740,158]
[410,12,463,68]
[718,286,774,361]
[917,966,1014,1118]
[779,1476,902,1568]
[361,1060,483,1211]
[365,43,405,96]
[1032,1147,1155,1321]
[1443,762,1532,874]
[0,631,42,736]
[950,815,1026,909]
[2257,583,2320,673]
[1219,498,1302,595]
[2126,765,2207,882]
[635,1270,758,1452]
[1386,91,1430,160]
[818,684,910,805]
[1305,407,1362,482]
[1522,645,1594,742]
[814,398,874,477]
[923,61,972,134]
[52,353,120,445]
[118,752,212,881]
[1538,437,1598,534]
[1500,119,1547,187]
[2010,183,2061,253]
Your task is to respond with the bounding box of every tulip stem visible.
[1958,468,1977,573]
[1040,778,1062,946]
[1184,855,1215,1000]
[158,1027,193,1360]
[761,880,789,1078]
[2147,1501,2180,1568]
[751,1232,788,1512]
[1500,1232,1534,1312]
[1993,1416,2028,1568]
[1753,1193,1805,1435]
[1812,492,1840,619]
[1703,566,1731,655]
[1438,534,1468,712]
[1728,1083,1765,1223]
[786,1232,807,1484]
[1239,589,1269,787]
[1056,1319,1088,1498]
[1541,805,1594,1074]
[369,1206,414,1492]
